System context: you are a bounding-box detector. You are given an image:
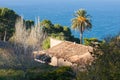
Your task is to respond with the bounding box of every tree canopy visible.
[41,19,79,41]
[0,8,20,41]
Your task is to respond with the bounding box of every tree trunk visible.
[80,32,83,44]
[80,25,83,44]
[3,30,7,42]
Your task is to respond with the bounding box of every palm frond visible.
[85,20,92,29]
[71,9,92,32]
[76,9,86,17]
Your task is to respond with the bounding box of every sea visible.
[1,0,120,40]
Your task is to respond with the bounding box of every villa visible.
[33,38,93,67]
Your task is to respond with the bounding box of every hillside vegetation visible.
[76,34,120,80]
[0,8,76,80]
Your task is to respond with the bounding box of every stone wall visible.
[58,58,72,66]
[49,56,73,66]
[49,56,58,66]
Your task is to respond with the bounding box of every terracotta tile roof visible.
[44,41,93,64]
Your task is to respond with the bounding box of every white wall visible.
[50,38,63,48]
[49,57,73,66]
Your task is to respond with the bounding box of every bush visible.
[76,33,120,80]
[0,69,24,80]
[26,66,75,80]
[42,38,50,50]
[84,38,104,46]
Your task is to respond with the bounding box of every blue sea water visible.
[1,0,120,40]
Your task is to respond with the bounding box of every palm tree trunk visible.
[80,24,83,44]
[80,32,83,44]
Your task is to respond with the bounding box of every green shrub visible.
[76,34,120,80]
[26,66,75,80]
[42,38,50,50]
[0,69,24,80]
[84,38,104,46]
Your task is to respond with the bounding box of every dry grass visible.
[0,17,46,69]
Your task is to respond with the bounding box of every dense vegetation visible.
[41,20,72,40]
[84,38,104,47]
[26,66,75,80]
[0,8,76,80]
[0,67,75,80]
[0,8,19,41]
[76,34,120,80]
[0,8,35,41]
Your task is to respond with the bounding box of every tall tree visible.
[71,9,92,44]
[0,8,19,41]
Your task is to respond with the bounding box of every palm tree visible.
[71,9,92,44]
